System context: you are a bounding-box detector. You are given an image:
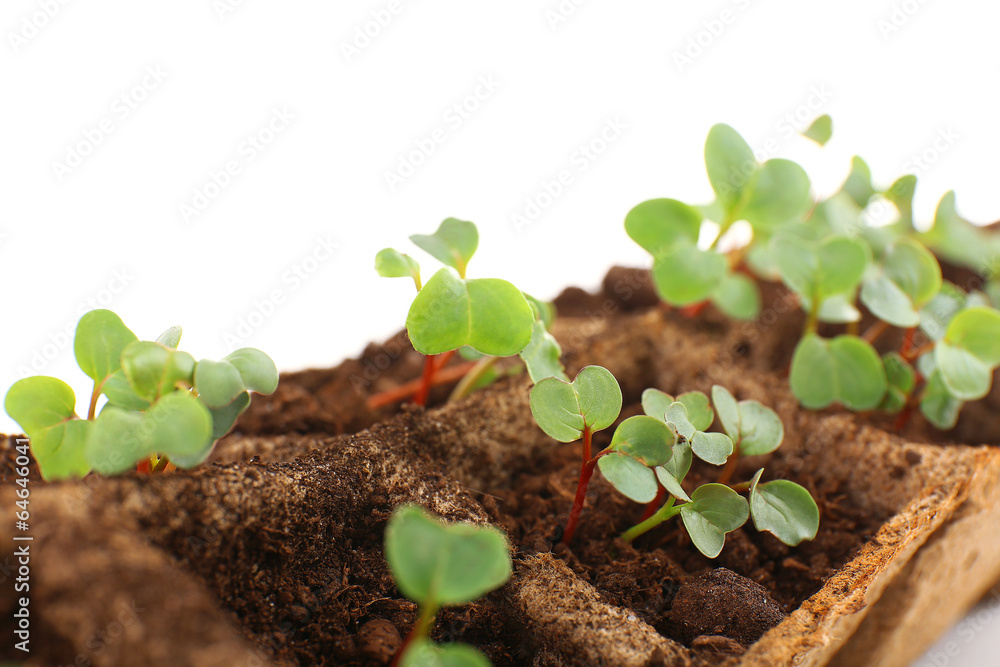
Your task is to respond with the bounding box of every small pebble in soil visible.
[357,618,402,663]
[288,605,310,623]
[668,568,785,646]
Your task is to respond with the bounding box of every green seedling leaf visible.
[145,391,215,468]
[530,365,622,442]
[861,238,942,327]
[711,385,741,441]
[880,353,916,414]
[523,293,556,330]
[5,376,90,479]
[209,391,251,440]
[385,505,511,606]
[410,218,479,278]
[74,309,138,387]
[842,156,875,208]
[710,272,762,320]
[664,401,696,440]
[607,415,674,466]
[741,159,812,232]
[121,341,196,402]
[624,198,703,255]
[748,469,819,546]
[920,191,1000,270]
[861,275,919,328]
[935,342,992,400]
[736,400,784,456]
[813,293,862,324]
[155,325,183,349]
[943,307,1000,366]
[224,348,279,395]
[641,388,674,422]
[401,640,491,667]
[679,484,749,558]
[651,241,728,306]
[101,370,151,411]
[677,391,713,431]
[920,370,962,429]
[599,452,660,503]
[919,282,966,341]
[375,248,422,290]
[656,439,693,502]
[705,124,755,214]
[193,359,246,409]
[519,320,567,383]
[802,115,832,146]
[773,233,870,302]
[884,174,917,230]
[790,334,887,410]
[86,406,147,475]
[690,431,733,466]
[406,268,534,356]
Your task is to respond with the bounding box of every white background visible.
[2,1,999,662]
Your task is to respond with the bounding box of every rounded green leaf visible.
[885,174,916,228]
[5,376,77,434]
[711,385,741,441]
[608,415,674,466]
[86,406,149,476]
[935,341,992,400]
[101,370,151,411]
[572,365,623,432]
[816,236,870,298]
[406,269,534,357]
[842,156,875,208]
[705,124,755,213]
[652,244,728,306]
[690,431,734,466]
[664,402,695,440]
[884,238,942,308]
[741,159,812,231]
[802,115,832,146]
[598,452,659,503]
[641,388,674,422]
[384,505,511,607]
[655,462,692,502]
[624,198,703,255]
[31,419,92,480]
[736,400,784,456]
[194,359,245,409]
[401,640,491,667]
[146,391,215,467]
[749,469,819,546]
[121,341,196,402]
[530,365,622,442]
[710,272,762,320]
[208,391,252,440]
[944,307,1000,366]
[790,334,886,411]
[375,248,422,288]
[772,233,817,298]
[861,274,920,328]
[920,370,962,430]
[409,218,479,278]
[677,391,713,431]
[679,483,749,558]
[519,320,567,383]
[74,310,138,385]
[224,348,279,395]
[155,325,183,349]
[919,282,966,342]
[523,293,556,330]
[815,293,862,324]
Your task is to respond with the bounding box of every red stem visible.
[900,327,916,358]
[366,358,477,410]
[679,301,708,318]
[640,484,667,522]
[413,354,438,406]
[562,427,596,546]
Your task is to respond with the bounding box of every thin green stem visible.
[391,601,438,667]
[620,497,680,544]
[448,355,498,402]
[87,383,101,421]
[804,291,821,335]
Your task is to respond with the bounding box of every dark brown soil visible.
[3,266,998,666]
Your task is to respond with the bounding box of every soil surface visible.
[3,266,997,666]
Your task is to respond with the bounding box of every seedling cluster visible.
[4,309,277,480]
[384,505,512,667]
[530,367,818,557]
[626,119,1000,429]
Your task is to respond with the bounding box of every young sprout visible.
[529,365,623,544]
[375,219,558,407]
[618,385,818,558]
[384,505,512,667]
[4,309,278,479]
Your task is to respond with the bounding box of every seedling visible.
[4,309,278,480]
[376,219,564,407]
[384,505,512,667]
[617,385,818,558]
